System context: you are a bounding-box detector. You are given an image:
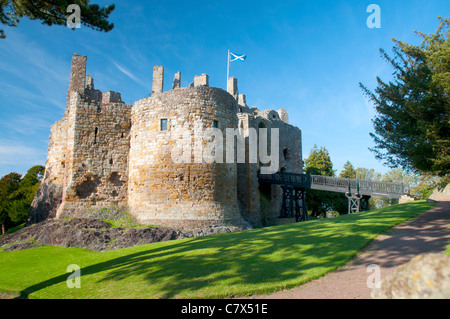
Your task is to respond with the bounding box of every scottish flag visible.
[227,50,246,80]
[229,52,246,62]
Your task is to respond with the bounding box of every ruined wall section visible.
[253,109,302,226]
[56,92,131,219]
[29,53,131,223]
[128,85,243,229]
[235,95,302,227]
[27,117,68,224]
[235,112,260,226]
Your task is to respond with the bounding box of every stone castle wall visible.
[28,53,303,230]
[235,93,303,226]
[55,91,131,219]
[128,78,243,228]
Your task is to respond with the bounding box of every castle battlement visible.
[28,53,303,229]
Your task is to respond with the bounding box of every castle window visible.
[213,120,218,129]
[94,127,98,144]
[283,147,291,161]
[160,119,168,131]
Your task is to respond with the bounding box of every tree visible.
[8,165,44,224]
[409,173,443,199]
[304,145,346,216]
[0,172,22,234]
[339,161,356,179]
[355,167,381,181]
[360,17,450,178]
[0,165,44,233]
[0,0,115,39]
[304,144,336,177]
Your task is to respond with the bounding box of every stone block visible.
[152,65,164,95]
[194,74,209,87]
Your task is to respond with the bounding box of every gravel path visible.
[248,200,450,299]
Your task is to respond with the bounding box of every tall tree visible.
[304,145,346,216]
[0,0,115,38]
[304,144,336,177]
[0,166,44,233]
[360,17,450,178]
[7,165,44,224]
[0,172,22,234]
[339,161,356,179]
[355,167,381,181]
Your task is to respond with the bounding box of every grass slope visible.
[0,201,435,299]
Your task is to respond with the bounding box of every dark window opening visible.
[94,127,98,144]
[213,120,218,129]
[160,119,168,131]
[283,147,291,161]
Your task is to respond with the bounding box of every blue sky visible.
[0,0,448,178]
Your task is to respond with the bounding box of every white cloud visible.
[112,60,149,88]
[0,115,53,136]
[0,140,46,177]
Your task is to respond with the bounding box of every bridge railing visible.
[258,172,408,198]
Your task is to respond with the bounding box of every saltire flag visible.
[227,50,246,80]
[229,52,246,62]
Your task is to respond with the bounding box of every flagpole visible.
[227,49,230,81]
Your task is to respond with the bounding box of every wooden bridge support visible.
[346,192,371,214]
[280,186,309,222]
[259,171,406,221]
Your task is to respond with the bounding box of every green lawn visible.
[0,201,435,299]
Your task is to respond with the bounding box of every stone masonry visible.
[28,53,303,229]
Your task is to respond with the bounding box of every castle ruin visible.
[28,53,303,230]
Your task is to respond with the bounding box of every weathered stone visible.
[194,73,209,87]
[428,184,450,201]
[1,217,254,251]
[172,71,181,89]
[0,218,182,252]
[371,253,450,299]
[152,65,164,95]
[27,179,62,225]
[399,194,416,204]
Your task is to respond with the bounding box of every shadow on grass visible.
[342,200,450,269]
[17,201,437,299]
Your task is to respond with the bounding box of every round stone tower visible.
[128,70,243,229]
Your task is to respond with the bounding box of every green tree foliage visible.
[304,145,346,216]
[0,165,44,233]
[408,173,444,199]
[304,144,336,177]
[339,161,356,179]
[0,0,115,38]
[0,172,22,234]
[360,17,450,178]
[355,167,382,181]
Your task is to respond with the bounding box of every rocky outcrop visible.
[27,181,62,225]
[0,218,180,252]
[0,218,252,252]
[371,253,450,299]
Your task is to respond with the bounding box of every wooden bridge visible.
[258,172,409,222]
